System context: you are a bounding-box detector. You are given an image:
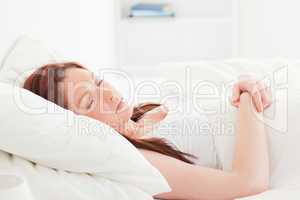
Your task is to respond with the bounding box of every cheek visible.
[87,110,116,127]
[88,101,116,124]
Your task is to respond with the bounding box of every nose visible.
[111,95,120,103]
[100,87,120,103]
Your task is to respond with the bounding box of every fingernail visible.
[233,94,238,101]
[259,104,264,112]
[232,96,238,102]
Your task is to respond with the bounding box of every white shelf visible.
[120,17,234,25]
[116,0,239,68]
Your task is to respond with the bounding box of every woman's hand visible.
[120,105,168,139]
[135,105,168,136]
[231,77,272,112]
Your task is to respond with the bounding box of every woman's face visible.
[61,68,134,127]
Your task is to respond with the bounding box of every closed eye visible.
[87,98,94,109]
[84,93,95,109]
[97,79,103,86]
[80,92,94,109]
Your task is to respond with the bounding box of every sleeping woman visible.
[23,62,272,200]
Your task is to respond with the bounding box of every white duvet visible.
[158,59,300,199]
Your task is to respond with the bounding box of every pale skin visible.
[61,68,272,200]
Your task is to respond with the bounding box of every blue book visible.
[130,10,175,17]
[130,3,175,17]
[132,3,168,12]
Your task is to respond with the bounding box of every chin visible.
[118,104,134,122]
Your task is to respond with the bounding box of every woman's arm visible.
[232,92,270,190]
[140,92,269,200]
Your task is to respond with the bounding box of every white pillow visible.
[0,36,171,196]
[0,35,64,86]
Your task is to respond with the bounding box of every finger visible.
[230,101,239,108]
[232,83,241,102]
[241,80,263,112]
[251,87,264,112]
[256,81,271,108]
[231,99,240,107]
[233,101,240,107]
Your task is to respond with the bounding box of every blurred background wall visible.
[0,0,117,69]
[1,0,300,71]
[239,0,300,59]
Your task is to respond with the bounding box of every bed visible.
[1,39,300,199]
[1,1,300,198]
